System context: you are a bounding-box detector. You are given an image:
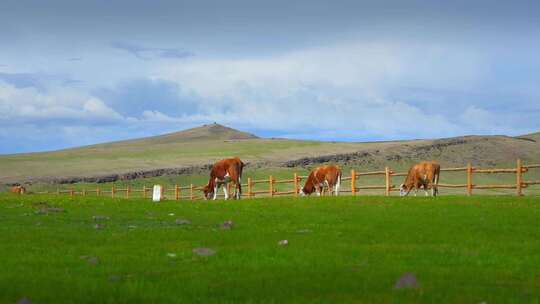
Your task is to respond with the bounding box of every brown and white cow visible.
[300,165,342,196]
[400,161,440,197]
[203,157,245,200]
[11,185,26,194]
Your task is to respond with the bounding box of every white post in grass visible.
[152,185,162,202]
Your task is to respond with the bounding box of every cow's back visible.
[315,165,341,185]
[211,157,243,179]
[415,161,440,182]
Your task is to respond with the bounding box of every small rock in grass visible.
[80,255,99,265]
[94,223,105,230]
[93,215,110,221]
[220,220,234,230]
[278,240,289,246]
[128,225,137,229]
[168,213,175,216]
[193,247,216,257]
[17,298,32,304]
[394,272,419,289]
[167,253,177,258]
[175,219,191,225]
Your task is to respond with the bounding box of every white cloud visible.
[0,81,125,125]
[152,41,492,139]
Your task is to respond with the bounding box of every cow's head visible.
[399,183,409,196]
[202,185,213,200]
[300,183,315,196]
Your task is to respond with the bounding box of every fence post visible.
[247,177,253,198]
[190,184,194,200]
[516,159,523,196]
[111,185,115,198]
[82,188,86,196]
[293,173,299,196]
[351,169,356,195]
[142,185,146,199]
[385,167,391,196]
[70,188,74,197]
[175,184,180,201]
[97,186,100,196]
[269,175,274,197]
[126,186,131,199]
[467,162,473,196]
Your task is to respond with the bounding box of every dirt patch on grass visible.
[394,273,420,289]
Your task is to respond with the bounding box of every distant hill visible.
[0,124,539,184]
[116,123,258,144]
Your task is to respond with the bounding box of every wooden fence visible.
[39,159,540,200]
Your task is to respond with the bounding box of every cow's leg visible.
[227,170,241,200]
[223,183,229,200]
[324,181,331,196]
[334,175,341,196]
[236,176,242,199]
[213,185,218,200]
[234,182,240,199]
[433,173,439,197]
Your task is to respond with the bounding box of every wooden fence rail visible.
[37,159,540,200]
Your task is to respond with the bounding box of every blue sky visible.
[1,0,539,154]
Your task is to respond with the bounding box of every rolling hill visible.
[1,123,539,185]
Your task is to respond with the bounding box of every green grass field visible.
[1,194,539,303]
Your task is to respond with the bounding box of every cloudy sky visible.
[1,0,539,153]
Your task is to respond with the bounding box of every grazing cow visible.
[11,185,26,194]
[300,165,342,196]
[400,161,440,197]
[203,157,244,200]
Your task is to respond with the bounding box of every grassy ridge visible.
[2,124,540,186]
[1,194,539,303]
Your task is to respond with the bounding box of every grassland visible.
[1,124,540,188]
[1,194,539,303]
